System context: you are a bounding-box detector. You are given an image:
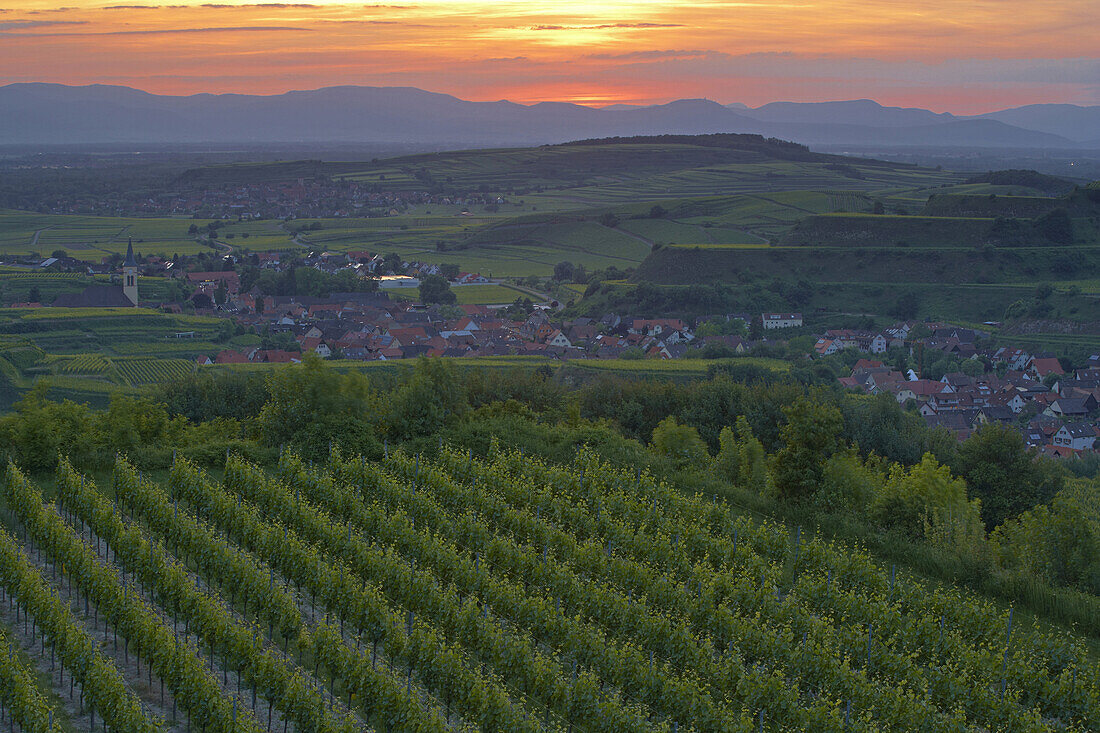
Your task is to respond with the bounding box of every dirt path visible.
[614,227,655,249]
[29,226,55,249]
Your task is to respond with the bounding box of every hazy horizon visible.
[1,2,1097,115]
[4,80,1097,118]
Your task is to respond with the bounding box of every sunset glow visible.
[1,1,1097,112]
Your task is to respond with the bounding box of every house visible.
[993,347,1031,371]
[214,350,249,364]
[1027,357,1065,380]
[195,355,213,366]
[853,359,884,371]
[923,412,973,440]
[1045,397,1091,419]
[630,319,687,336]
[761,312,802,329]
[546,330,572,349]
[1052,423,1097,451]
[814,338,840,356]
[300,338,332,357]
[975,405,1016,425]
[891,379,944,404]
[186,271,241,295]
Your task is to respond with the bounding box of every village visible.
[188,259,1100,457]
[5,245,1100,459]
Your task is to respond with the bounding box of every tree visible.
[419,274,456,305]
[258,354,381,457]
[872,453,972,536]
[598,212,620,228]
[769,397,843,503]
[51,249,67,259]
[716,417,767,493]
[383,252,404,274]
[650,416,708,471]
[649,204,667,219]
[28,285,41,303]
[553,261,575,282]
[440,263,461,280]
[960,358,985,377]
[992,495,1100,592]
[749,315,764,341]
[213,280,228,307]
[386,358,468,441]
[953,423,1064,529]
[872,200,885,215]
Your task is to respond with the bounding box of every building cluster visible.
[841,346,1100,456]
[34,178,505,219]
[206,292,717,362]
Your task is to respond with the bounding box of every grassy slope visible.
[2,139,960,276]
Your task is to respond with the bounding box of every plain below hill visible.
[175,133,955,194]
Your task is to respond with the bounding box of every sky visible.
[0,1,1097,113]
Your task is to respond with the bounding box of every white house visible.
[1052,423,1096,451]
[546,330,572,348]
[761,312,802,329]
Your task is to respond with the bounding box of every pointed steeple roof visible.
[124,238,137,268]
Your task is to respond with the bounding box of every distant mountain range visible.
[0,83,1095,149]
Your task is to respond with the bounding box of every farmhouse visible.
[762,312,802,329]
[1051,423,1097,451]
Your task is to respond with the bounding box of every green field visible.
[0,211,217,260]
[0,138,965,278]
[387,282,524,304]
[0,308,230,407]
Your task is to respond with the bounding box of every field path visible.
[29,225,56,248]
[615,226,655,249]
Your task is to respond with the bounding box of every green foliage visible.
[418,274,456,305]
[873,453,973,537]
[953,423,1064,529]
[254,266,377,297]
[649,415,708,470]
[819,448,883,512]
[155,369,271,422]
[258,353,381,457]
[385,357,467,443]
[769,397,843,502]
[993,493,1100,593]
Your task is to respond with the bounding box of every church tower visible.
[122,239,139,306]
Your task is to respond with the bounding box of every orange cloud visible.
[0,1,1096,112]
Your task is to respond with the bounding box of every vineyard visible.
[0,447,1098,732]
[111,357,195,386]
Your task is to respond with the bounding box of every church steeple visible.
[122,238,139,306]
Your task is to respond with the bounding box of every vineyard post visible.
[999,608,1014,701]
[866,624,873,669]
[792,526,801,583]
